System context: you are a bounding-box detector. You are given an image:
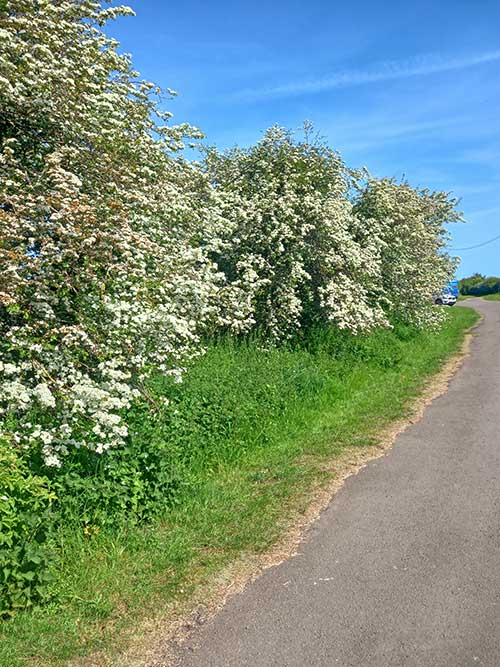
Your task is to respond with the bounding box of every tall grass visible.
[0,307,479,667]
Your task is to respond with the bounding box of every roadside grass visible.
[0,307,479,667]
[459,294,500,301]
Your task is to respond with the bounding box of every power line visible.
[450,232,500,251]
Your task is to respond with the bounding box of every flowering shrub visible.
[0,1,464,619]
[0,1,459,473]
[204,128,459,339]
[205,126,388,340]
[353,177,459,327]
[0,1,247,466]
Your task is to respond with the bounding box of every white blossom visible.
[0,4,458,467]
[34,383,56,408]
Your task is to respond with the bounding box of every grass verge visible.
[0,307,479,667]
[483,293,500,301]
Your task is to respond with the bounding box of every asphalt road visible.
[175,298,500,667]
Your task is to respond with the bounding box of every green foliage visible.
[300,320,419,367]
[0,442,56,617]
[0,0,473,637]
[0,318,441,560]
[0,308,479,667]
[459,273,500,296]
[48,418,187,527]
[2,0,459,473]
[29,317,452,531]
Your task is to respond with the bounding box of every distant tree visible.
[459,274,500,296]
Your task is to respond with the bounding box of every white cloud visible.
[466,205,500,219]
[460,147,500,164]
[234,50,500,100]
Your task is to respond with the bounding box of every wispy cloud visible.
[233,50,500,101]
[447,181,500,197]
[460,146,500,164]
[467,205,500,219]
[338,115,469,153]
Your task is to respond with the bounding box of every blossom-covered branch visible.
[0,2,459,466]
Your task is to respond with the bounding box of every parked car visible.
[433,291,457,306]
[433,280,458,306]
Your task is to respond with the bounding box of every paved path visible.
[175,299,500,667]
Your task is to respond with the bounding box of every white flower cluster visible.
[0,1,234,465]
[205,127,457,339]
[0,4,458,466]
[353,177,460,328]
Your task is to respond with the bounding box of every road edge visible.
[76,311,482,667]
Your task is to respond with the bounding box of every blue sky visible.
[109,0,500,278]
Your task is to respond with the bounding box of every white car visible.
[433,292,457,306]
